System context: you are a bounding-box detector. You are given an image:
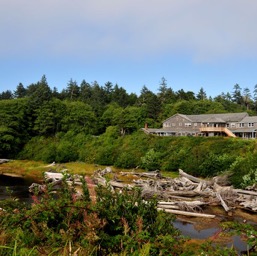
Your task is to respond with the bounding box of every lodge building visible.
[143,112,257,139]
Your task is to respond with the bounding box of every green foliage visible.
[198,153,235,177]
[19,131,257,188]
[34,98,66,136]
[229,152,257,188]
[241,168,257,188]
[140,149,161,171]
[62,101,97,134]
[0,176,186,255]
[0,98,30,157]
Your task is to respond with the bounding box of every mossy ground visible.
[0,160,178,182]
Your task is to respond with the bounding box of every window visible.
[249,123,254,127]
[226,123,230,127]
[185,123,192,127]
[231,123,236,127]
[194,123,198,127]
[238,123,245,128]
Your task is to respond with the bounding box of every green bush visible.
[140,148,161,171]
[114,151,139,168]
[229,152,257,188]
[0,176,186,255]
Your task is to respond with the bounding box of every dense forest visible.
[1,75,257,188]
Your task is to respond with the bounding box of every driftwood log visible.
[0,159,10,164]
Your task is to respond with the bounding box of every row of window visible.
[164,122,256,128]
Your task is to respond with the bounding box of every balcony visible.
[199,127,236,137]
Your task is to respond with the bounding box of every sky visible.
[1,0,257,98]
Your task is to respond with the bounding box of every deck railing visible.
[199,127,236,137]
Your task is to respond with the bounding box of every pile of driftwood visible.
[29,167,257,218]
[29,171,84,195]
[93,168,257,218]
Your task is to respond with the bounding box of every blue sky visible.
[1,0,257,98]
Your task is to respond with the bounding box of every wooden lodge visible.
[143,112,257,138]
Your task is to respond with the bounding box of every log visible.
[96,167,113,176]
[109,180,133,189]
[234,189,257,197]
[179,169,204,183]
[120,171,162,179]
[213,183,232,193]
[45,162,56,167]
[240,199,257,211]
[158,200,206,206]
[216,192,230,212]
[165,190,209,197]
[44,172,65,181]
[157,208,216,218]
[158,205,180,210]
[0,159,10,164]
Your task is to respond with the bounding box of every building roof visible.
[201,117,226,123]
[163,112,249,124]
[240,116,257,123]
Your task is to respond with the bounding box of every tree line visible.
[0,75,257,162]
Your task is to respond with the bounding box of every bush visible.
[140,149,161,171]
[0,176,187,255]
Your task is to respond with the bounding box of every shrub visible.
[140,149,161,171]
[0,176,186,255]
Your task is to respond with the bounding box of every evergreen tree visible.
[0,90,13,100]
[80,80,92,102]
[104,81,113,104]
[66,79,80,100]
[176,89,195,101]
[157,77,176,104]
[242,87,251,110]
[196,87,207,101]
[27,75,52,106]
[253,84,257,111]
[138,86,161,122]
[111,84,131,107]
[232,84,243,105]
[14,83,27,98]
[34,98,66,136]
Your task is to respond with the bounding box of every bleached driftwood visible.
[45,162,56,167]
[0,159,10,164]
[109,180,133,189]
[240,199,257,211]
[95,167,113,176]
[44,172,65,181]
[158,200,206,206]
[121,171,162,179]
[216,192,230,212]
[157,208,216,218]
[158,200,206,212]
[234,189,257,197]
[29,167,257,217]
[179,169,206,183]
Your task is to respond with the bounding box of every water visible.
[174,220,249,254]
[0,174,33,202]
[174,220,219,239]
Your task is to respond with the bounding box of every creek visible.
[0,174,33,203]
[0,174,251,254]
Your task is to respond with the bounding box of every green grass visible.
[0,160,178,183]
